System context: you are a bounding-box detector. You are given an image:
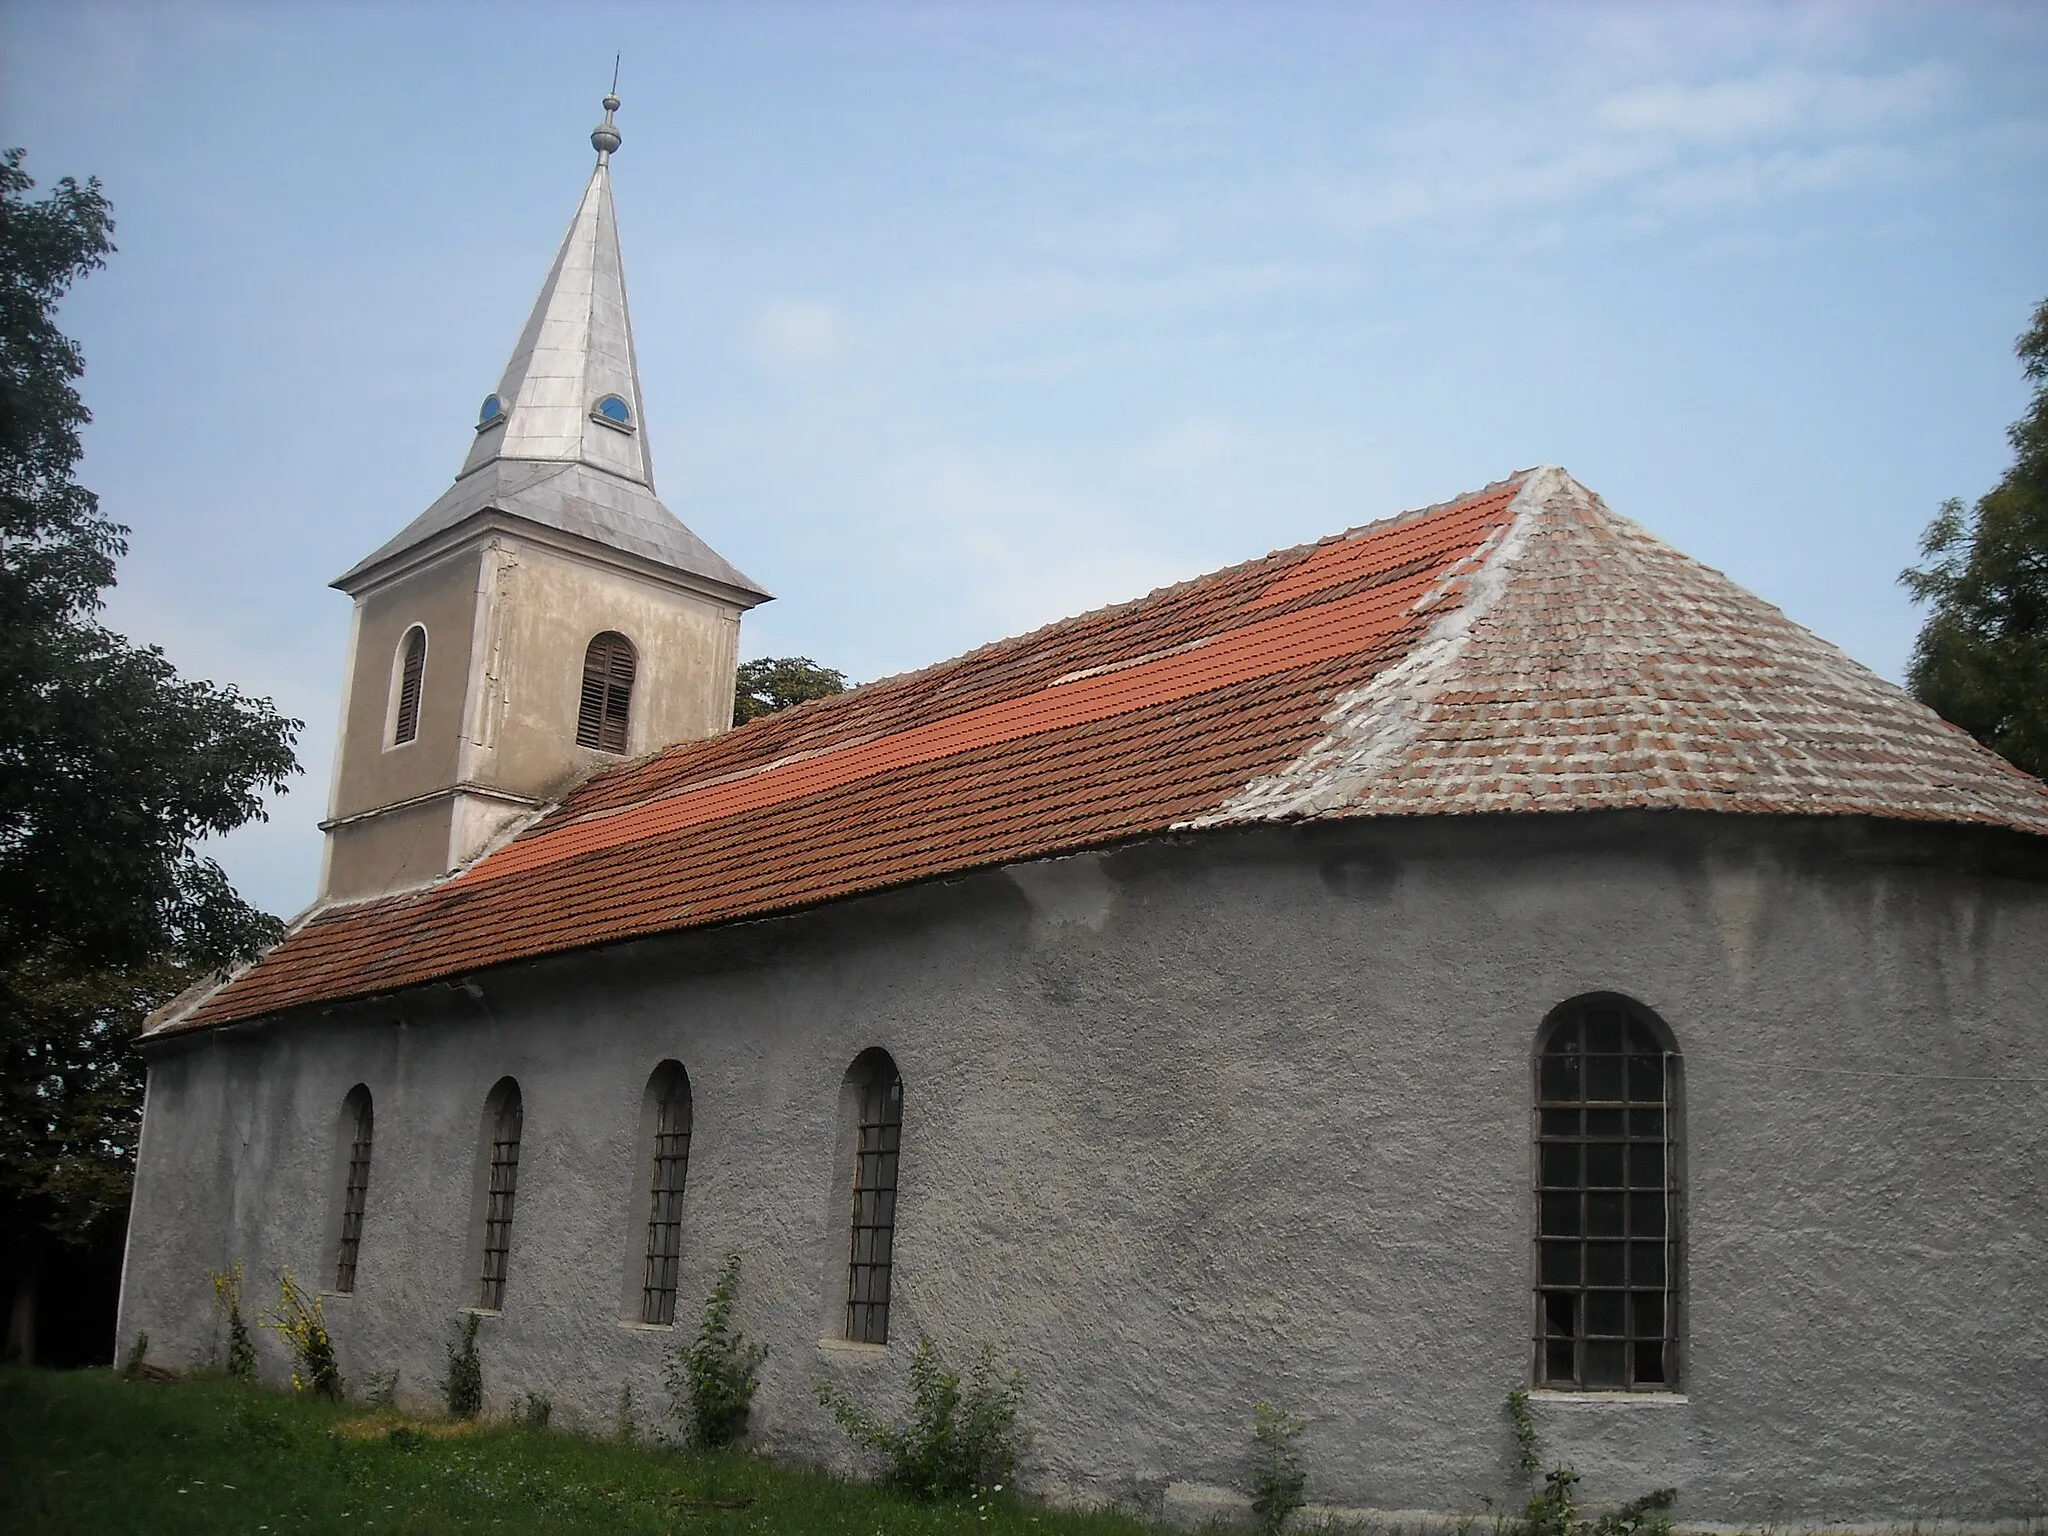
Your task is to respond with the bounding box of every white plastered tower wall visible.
[318,96,767,903]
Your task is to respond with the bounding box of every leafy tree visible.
[1,147,301,1363]
[733,654,847,725]
[1900,298,2048,779]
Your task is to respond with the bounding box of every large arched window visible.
[1534,997,1682,1391]
[390,625,427,746]
[638,1062,694,1326]
[476,1078,524,1310]
[576,632,637,753]
[843,1050,904,1344]
[332,1085,374,1293]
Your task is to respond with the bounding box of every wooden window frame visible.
[845,1054,904,1345]
[576,632,637,754]
[333,1087,374,1294]
[639,1064,693,1326]
[477,1083,523,1311]
[1533,997,1683,1392]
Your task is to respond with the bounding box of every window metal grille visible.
[393,627,426,745]
[846,1063,903,1344]
[576,633,636,753]
[639,1079,693,1325]
[1535,1004,1679,1390]
[478,1091,523,1310]
[333,1092,374,1293]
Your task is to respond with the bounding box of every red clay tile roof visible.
[163,467,2048,1034]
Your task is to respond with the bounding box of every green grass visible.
[0,1367,1168,1535]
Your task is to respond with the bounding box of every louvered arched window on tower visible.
[391,626,427,745]
[577,632,637,753]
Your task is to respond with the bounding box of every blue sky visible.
[4,1,2045,919]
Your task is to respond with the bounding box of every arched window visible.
[477,1078,524,1310]
[576,632,636,753]
[638,1062,694,1326]
[844,1050,904,1344]
[1535,997,1682,1391]
[333,1085,374,1293]
[391,625,427,746]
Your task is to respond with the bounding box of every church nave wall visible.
[122,811,2048,1523]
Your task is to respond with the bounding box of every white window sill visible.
[1528,1390,1688,1405]
[616,1319,673,1333]
[816,1337,889,1358]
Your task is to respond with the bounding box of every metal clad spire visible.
[461,89,649,489]
[343,91,767,602]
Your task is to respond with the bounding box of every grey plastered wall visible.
[121,812,2048,1521]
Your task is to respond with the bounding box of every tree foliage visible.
[1901,298,2048,779]
[733,655,847,725]
[1,147,301,1358]
[1,149,301,971]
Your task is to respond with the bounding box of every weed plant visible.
[663,1253,767,1448]
[209,1261,257,1383]
[1506,1388,1540,1476]
[1250,1401,1308,1533]
[446,1312,483,1419]
[816,1334,1025,1501]
[260,1269,341,1399]
[1505,1389,1676,1536]
[518,1392,553,1430]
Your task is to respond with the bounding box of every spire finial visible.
[591,63,623,161]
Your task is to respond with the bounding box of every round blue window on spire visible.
[477,394,505,430]
[593,393,633,427]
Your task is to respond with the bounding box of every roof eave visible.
[332,502,772,609]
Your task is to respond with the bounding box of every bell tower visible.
[320,93,769,904]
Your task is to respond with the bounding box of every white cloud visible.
[1638,141,1911,216]
[750,299,848,372]
[880,450,1194,638]
[1598,62,1955,145]
[1133,417,1245,478]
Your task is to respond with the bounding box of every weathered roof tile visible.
[162,467,2048,1034]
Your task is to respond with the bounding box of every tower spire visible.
[457,88,650,489]
[335,91,768,603]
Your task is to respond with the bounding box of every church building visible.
[121,97,2048,1524]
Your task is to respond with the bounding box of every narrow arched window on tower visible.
[332,1085,374,1293]
[477,1079,524,1310]
[1534,997,1683,1391]
[638,1062,693,1325]
[845,1051,904,1344]
[576,632,637,753]
[392,626,427,746]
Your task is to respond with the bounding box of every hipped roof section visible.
[166,467,2048,1034]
